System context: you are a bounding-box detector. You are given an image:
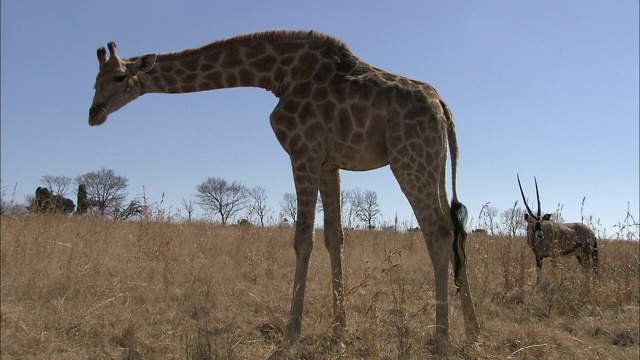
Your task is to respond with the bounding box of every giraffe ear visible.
[131,54,157,73]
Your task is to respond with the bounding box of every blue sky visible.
[1,1,638,235]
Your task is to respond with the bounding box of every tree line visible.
[0,168,386,229]
[3,169,633,239]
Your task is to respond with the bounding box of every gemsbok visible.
[517,175,599,283]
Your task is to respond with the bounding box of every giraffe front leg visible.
[286,224,313,345]
[319,168,346,341]
[284,161,320,346]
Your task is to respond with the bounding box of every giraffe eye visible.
[114,75,127,83]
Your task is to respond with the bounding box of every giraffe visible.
[89,30,480,350]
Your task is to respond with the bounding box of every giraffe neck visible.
[135,31,349,98]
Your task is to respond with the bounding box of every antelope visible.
[517,175,599,283]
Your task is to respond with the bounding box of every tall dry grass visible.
[1,214,638,359]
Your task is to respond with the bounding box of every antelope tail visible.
[592,238,599,273]
[442,100,468,293]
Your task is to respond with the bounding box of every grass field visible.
[1,214,638,359]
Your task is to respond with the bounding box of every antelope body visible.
[518,176,598,283]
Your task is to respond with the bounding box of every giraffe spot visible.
[303,122,323,142]
[225,73,239,87]
[292,82,313,100]
[275,42,306,56]
[280,55,295,67]
[199,82,213,91]
[313,62,334,84]
[351,131,366,146]
[181,73,199,85]
[372,90,392,111]
[338,108,354,139]
[329,79,347,103]
[181,85,197,93]
[290,53,319,81]
[158,62,177,73]
[238,69,256,85]
[173,67,187,77]
[351,104,370,128]
[200,62,216,73]
[204,72,224,88]
[299,101,318,119]
[427,116,442,134]
[257,75,272,89]
[311,86,329,102]
[318,100,336,120]
[403,106,427,122]
[203,52,221,64]
[281,99,302,115]
[244,44,267,60]
[182,57,201,72]
[163,74,179,87]
[221,49,244,69]
[287,133,303,151]
[251,55,278,73]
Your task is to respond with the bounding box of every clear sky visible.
[1,1,638,236]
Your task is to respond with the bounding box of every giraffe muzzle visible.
[89,105,107,126]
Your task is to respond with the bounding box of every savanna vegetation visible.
[1,212,638,359]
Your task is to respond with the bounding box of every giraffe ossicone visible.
[89,30,480,350]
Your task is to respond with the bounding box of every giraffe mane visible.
[130,30,349,62]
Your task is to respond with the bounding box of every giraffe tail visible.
[441,99,468,293]
[451,200,468,294]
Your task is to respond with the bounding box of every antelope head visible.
[517,174,545,241]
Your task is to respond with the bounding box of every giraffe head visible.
[517,174,545,241]
[89,42,157,126]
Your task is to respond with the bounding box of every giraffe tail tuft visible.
[451,199,468,294]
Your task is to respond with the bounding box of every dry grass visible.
[1,214,638,359]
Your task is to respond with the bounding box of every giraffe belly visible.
[324,143,389,171]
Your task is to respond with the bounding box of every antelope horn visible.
[534,177,541,217]
[517,174,534,216]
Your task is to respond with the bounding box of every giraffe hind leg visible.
[388,156,453,346]
[450,201,480,341]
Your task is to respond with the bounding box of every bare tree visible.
[196,177,248,225]
[350,189,380,230]
[247,186,270,226]
[478,203,500,235]
[75,168,128,217]
[40,175,72,197]
[180,196,196,222]
[110,197,143,220]
[501,201,525,238]
[280,192,297,223]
